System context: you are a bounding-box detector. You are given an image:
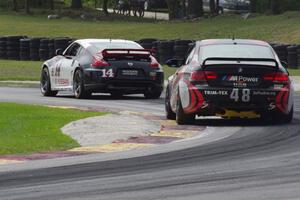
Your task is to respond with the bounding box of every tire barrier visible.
[7,36,26,60]
[39,39,50,61]
[0,37,7,59]
[158,41,174,64]
[0,36,299,67]
[138,38,158,49]
[54,38,73,53]
[287,45,298,69]
[297,46,300,69]
[173,40,194,60]
[20,38,31,60]
[273,44,288,64]
[48,39,55,59]
[30,38,44,61]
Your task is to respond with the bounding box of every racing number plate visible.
[230,88,251,103]
[122,70,138,76]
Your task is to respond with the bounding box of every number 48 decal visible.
[230,89,251,102]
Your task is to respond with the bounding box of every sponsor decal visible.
[55,78,69,85]
[253,91,276,96]
[204,90,228,95]
[223,75,259,83]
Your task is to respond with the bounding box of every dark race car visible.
[165,39,294,125]
[40,39,164,99]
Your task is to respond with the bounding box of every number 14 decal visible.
[101,69,114,78]
[230,89,250,102]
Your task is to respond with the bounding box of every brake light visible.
[189,71,217,82]
[150,56,159,68]
[205,71,217,80]
[263,72,289,82]
[91,53,110,68]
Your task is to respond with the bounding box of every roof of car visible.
[75,39,138,48]
[199,39,270,47]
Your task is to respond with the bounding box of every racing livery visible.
[165,39,294,124]
[40,39,164,99]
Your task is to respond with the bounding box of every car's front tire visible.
[73,69,91,99]
[176,98,195,125]
[40,67,57,97]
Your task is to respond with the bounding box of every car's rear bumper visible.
[85,80,163,94]
[179,82,292,116]
[84,69,164,94]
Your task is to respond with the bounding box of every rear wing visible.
[202,57,279,68]
[101,49,154,58]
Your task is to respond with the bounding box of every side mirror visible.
[55,49,63,56]
[280,61,288,68]
[166,59,183,68]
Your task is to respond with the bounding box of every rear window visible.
[200,44,275,60]
[89,42,143,54]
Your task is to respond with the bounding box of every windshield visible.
[200,44,275,60]
[89,42,143,54]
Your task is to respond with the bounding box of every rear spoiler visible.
[202,57,279,68]
[101,49,154,57]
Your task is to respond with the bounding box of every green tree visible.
[71,0,83,8]
[166,0,180,19]
[209,0,216,15]
[103,0,109,15]
[188,0,203,18]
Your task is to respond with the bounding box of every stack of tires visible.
[273,44,288,64]
[138,38,157,49]
[287,45,298,69]
[158,41,174,64]
[152,40,160,61]
[297,46,300,69]
[7,36,25,60]
[54,38,72,53]
[48,39,55,59]
[20,38,31,60]
[0,37,7,59]
[39,39,50,61]
[30,38,43,61]
[173,40,193,60]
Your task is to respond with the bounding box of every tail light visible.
[150,56,159,68]
[190,71,217,82]
[263,72,289,82]
[91,53,110,68]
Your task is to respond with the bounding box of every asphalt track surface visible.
[0,87,300,200]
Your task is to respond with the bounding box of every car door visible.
[58,43,82,90]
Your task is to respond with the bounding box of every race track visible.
[0,87,300,200]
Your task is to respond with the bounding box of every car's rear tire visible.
[40,67,57,97]
[144,89,162,99]
[73,70,91,99]
[176,98,195,125]
[165,86,176,120]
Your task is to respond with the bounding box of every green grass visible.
[0,60,42,81]
[0,103,105,155]
[0,11,300,42]
[288,69,300,76]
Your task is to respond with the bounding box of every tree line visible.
[3,0,300,18]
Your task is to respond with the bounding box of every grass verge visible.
[0,103,105,155]
[0,11,300,42]
[0,60,42,81]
